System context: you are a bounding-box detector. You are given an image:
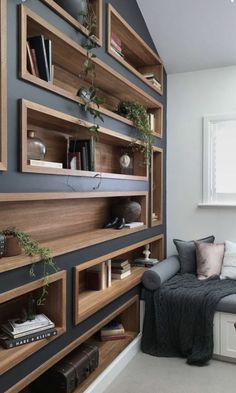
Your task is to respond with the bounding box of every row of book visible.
[27,35,53,82]
[143,72,161,90]
[100,320,126,342]
[0,314,57,349]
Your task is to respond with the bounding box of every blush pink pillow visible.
[194,242,224,280]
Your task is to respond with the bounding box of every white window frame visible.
[202,113,236,206]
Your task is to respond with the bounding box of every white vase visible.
[55,0,88,23]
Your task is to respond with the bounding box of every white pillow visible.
[221,241,236,279]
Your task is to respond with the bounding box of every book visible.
[111,259,129,268]
[106,259,112,288]
[30,48,40,77]
[101,321,125,336]
[29,160,63,169]
[149,113,155,132]
[28,35,50,82]
[44,39,52,82]
[111,32,122,48]
[1,314,54,339]
[111,265,131,274]
[26,42,36,76]
[110,39,122,52]
[0,328,57,349]
[110,46,124,59]
[101,334,126,342]
[111,270,131,280]
[68,138,96,171]
[124,222,144,228]
[86,262,107,290]
[133,258,159,268]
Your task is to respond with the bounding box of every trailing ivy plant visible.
[2,228,58,306]
[79,3,105,133]
[117,101,154,164]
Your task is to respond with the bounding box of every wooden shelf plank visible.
[77,267,146,323]
[75,332,138,393]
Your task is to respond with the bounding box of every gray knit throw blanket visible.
[141,274,236,365]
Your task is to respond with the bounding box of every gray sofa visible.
[142,255,236,314]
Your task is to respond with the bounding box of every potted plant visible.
[117,101,154,164]
[0,228,58,305]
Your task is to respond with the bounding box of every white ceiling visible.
[137,0,236,74]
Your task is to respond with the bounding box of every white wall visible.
[167,66,236,256]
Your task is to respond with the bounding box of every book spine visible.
[29,160,63,169]
[110,39,122,52]
[28,35,50,82]
[101,262,107,290]
[101,335,126,341]
[30,49,40,77]
[106,260,112,288]
[0,329,57,348]
[101,328,125,337]
[110,46,124,58]
[26,42,36,76]
[44,39,52,82]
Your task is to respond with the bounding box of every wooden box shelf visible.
[151,147,163,226]
[0,270,66,375]
[74,234,164,324]
[20,5,163,138]
[21,100,148,180]
[15,296,139,393]
[0,0,7,171]
[0,191,148,273]
[41,0,102,46]
[108,5,163,96]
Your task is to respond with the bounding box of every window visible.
[203,114,236,205]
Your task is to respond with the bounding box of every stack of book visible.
[100,320,126,341]
[0,313,57,349]
[143,73,161,90]
[110,32,124,59]
[86,260,111,291]
[27,35,53,82]
[133,256,159,268]
[67,137,96,171]
[111,258,131,279]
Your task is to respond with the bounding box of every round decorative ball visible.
[111,198,141,223]
[120,154,131,169]
[54,0,88,23]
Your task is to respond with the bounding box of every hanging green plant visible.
[117,101,154,164]
[1,228,58,306]
[78,3,105,133]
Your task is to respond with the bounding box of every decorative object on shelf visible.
[54,0,88,24]
[105,217,125,230]
[117,101,154,164]
[111,198,141,223]
[0,228,58,305]
[134,244,159,267]
[27,130,46,161]
[119,150,133,175]
[77,4,105,133]
[0,235,5,258]
[0,233,22,257]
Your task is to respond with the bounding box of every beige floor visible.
[104,352,236,393]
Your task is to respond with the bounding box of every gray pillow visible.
[173,235,215,274]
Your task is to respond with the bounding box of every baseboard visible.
[84,333,142,393]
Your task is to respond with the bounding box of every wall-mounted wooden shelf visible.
[0,271,66,376]
[11,296,139,393]
[20,5,163,138]
[107,5,163,96]
[41,0,103,46]
[21,100,148,180]
[0,0,7,171]
[74,234,164,324]
[0,191,148,273]
[151,147,163,226]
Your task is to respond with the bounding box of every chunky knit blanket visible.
[141,274,236,365]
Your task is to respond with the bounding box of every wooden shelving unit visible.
[0,191,148,273]
[20,5,163,138]
[0,271,66,375]
[74,234,164,324]
[107,4,163,96]
[21,99,148,180]
[0,0,7,171]
[12,296,139,393]
[41,0,103,46]
[151,147,163,226]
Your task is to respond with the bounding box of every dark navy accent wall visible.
[0,1,167,391]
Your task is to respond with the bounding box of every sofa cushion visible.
[195,241,224,280]
[173,235,215,274]
[221,240,236,280]
[216,294,236,314]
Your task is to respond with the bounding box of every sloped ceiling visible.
[137,0,236,74]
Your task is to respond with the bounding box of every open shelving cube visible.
[21,100,148,180]
[0,270,66,375]
[0,191,148,274]
[41,0,103,46]
[15,296,139,393]
[0,0,7,171]
[108,4,163,96]
[151,147,163,226]
[74,234,164,324]
[20,5,163,138]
